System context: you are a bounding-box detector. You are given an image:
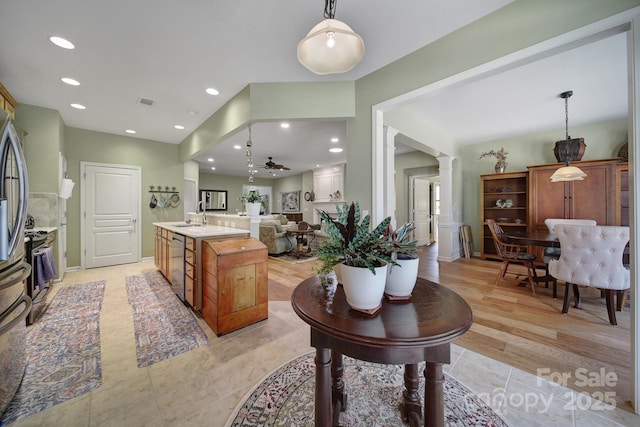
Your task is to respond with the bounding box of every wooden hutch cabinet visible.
[480,172,528,260]
[528,159,617,232]
[614,162,629,226]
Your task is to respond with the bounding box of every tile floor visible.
[10,260,640,426]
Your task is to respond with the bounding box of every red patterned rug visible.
[0,281,105,426]
[125,272,209,368]
[226,352,509,426]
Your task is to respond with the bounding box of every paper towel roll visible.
[59,178,75,199]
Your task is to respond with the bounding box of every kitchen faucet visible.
[197,201,207,225]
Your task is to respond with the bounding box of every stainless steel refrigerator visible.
[0,111,31,417]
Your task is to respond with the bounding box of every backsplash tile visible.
[28,193,58,227]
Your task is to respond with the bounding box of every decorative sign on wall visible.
[281,191,300,212]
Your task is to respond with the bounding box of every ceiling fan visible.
[263,156,291,171]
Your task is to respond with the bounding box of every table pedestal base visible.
[316,349,447,427]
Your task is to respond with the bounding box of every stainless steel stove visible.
[24,230,50,324]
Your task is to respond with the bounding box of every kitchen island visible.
[153,222,250,312]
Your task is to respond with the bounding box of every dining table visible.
[500,230,559,248]
[501,229,628,311]
[501,230,560,298]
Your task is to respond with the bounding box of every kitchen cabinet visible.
[185,236,196,307]
[155,226,172,284]
[528,159,616,232]
[0,83,18,118]
[313,165,344,202]
[201,238,268,335]
[480,172,528,260]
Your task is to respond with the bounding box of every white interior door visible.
[82,162,141,269]
[412,177,431,246]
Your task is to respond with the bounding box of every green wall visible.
[346,0,639,212]
[462,118,628,252]
[64,127,184,265]
[17,104,63,193]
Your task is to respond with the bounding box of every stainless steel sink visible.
[173,223,201,227]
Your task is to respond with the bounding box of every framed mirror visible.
[200,189,227,211]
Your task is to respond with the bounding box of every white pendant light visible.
[297,0,365,75]
[550,90,587,182]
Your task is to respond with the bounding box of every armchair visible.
[548,224,629,325]
[258,220,295,255]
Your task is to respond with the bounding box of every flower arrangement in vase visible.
[479,147,508,173]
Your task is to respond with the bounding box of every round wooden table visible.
[291,276,473,427]
[286,229,316,258]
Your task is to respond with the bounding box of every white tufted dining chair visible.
[548,224,629,325]
[542,219,597,297]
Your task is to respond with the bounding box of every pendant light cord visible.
[324,0,337,19]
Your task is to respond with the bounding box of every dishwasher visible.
[171,233,185,302]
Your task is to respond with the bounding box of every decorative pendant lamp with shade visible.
[297,0,365,75]
[550,90,587,182]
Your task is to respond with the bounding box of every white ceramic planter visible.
[385,257,419,298]
[333,263,343,284]
[246,202,261,217]
[340,263,388,311]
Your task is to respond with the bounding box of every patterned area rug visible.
[125,272,209,368]
[0,281,106,426]
[227,353,509,426]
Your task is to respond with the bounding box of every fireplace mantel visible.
[312,200,343,223]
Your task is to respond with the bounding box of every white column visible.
[437,155,462,262]
[384,126,399,226]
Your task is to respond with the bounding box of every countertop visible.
[153,222,249,238]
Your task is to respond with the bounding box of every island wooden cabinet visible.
[154,226,172,283]
[528,159,617,232]
[201,238,268,335]
[184,236,196,307]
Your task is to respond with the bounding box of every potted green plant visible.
[244,191,262,216]
[383,222,419,299]
[315,201,395,312]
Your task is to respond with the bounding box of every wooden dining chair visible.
[486,219,539,294]
[548,224,630,325]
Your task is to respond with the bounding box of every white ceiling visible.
[0,1,628,178]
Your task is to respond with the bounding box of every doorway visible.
[410,177,439,246]
[81,162,141,268]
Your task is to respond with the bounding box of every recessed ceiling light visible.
[174,125,185,130]
[61,77,80,86]
[208,158,214,162]
[125,129,136,134]
[331,137,339,143]
[205,88,219,96]
[187,110,199,116]
[211,166,216,170]
[70,103,86,110]
[280,123,290,128]
[329,147,343,153]
[233,145,241,150]
[316,164,320,167]
[49,36,75,49]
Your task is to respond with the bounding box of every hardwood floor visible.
[267,244,633,411]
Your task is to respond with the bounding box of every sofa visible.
[258,219,296,255]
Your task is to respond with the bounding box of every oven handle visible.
[0,294,32,335]
[0,263,31,292]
